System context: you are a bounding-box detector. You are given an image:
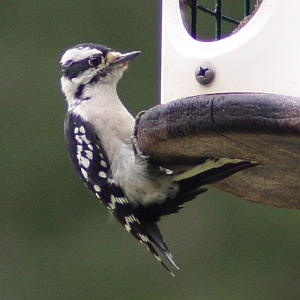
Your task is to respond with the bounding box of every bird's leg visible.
[131,111,150,162]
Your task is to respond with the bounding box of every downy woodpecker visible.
[60,43,258,275]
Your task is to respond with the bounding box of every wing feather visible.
[64,112,176,274]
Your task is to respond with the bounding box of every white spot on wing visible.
[75,135,83,144]
[116,197,128,204]
[100,160,107,168]
[84,150,93,159]
[80,156,90,168]
[124,214,140,232]
[81,168,88,179]
[94,185,101,192]
[98,171,107,178]
[107,178,115,184]
[79,126,86,133]
[81,135,91,145]
[109,195,117,210]
[139,233,150,243]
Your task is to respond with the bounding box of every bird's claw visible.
[131,111,150,161]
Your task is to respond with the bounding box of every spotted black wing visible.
[64,112,177,274]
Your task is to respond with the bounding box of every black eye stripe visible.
[63,55,104,80]
[63,58,91,79]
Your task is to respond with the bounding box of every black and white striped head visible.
[60,43,140,105]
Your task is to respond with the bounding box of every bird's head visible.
[60,43,140,104]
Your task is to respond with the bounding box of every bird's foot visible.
[131,111,150,162]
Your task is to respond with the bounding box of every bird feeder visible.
[136,0,300,209]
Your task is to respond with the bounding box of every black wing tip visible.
[163,250,179,270]
[146,241,178,276]
[136,220,179,275]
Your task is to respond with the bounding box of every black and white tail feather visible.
[60,43,259,275]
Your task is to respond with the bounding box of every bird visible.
[60,43,259,275]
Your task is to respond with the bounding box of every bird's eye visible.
[88,56,102,67]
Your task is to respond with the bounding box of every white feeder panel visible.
[161,0,300,103]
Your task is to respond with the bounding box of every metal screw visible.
[195,62,215,85]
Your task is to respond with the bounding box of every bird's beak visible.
[108,51,141,68]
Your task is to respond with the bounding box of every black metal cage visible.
[187,0,261,40]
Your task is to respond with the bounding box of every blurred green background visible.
[1,1,300,299]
